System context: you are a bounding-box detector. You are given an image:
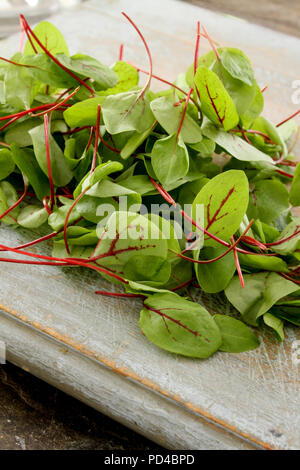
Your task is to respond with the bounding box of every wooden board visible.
[0,0,300,450]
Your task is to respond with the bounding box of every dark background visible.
[0,0,298,451]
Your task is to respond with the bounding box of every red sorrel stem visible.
[176,88,193,143]
[33,87,79,117]
[0,103,60,123]
[122,12,152,96]
[171,278,195,292]
[43,196,52,215]
[19,16,25,52]
[91,104,101,172]
[119,44,124,61]
[20,15,95,96]
[0,217,83,253]
[265,228,300,247]
[280,272,300,285]
[276,169,293,179]
[202,25,220,61]
[0,115,21,133]
[231,235,244,288]
[171,219,254,265]
[128,63,200,110]
[63,188,89,254]
[149,177,262,256]
[44,114,55,210]
[0,243,128,284]
[95,291,145,298]
[194,22,201,75]
[276,109,300,127]
[0,177,28,222]
[0,56,39,68]
[96,104,120,154]
[193,21,202,104]
[0,141,10,148]
[61,126,92,135]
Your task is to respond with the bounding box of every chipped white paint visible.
[15,435,26,450]
[0,0,300,450]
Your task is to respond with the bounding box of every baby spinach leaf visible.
[163,258,193,291]
[17,204,48,229]
[63,96,105,128]
[55,226,98,246]
[76,161,123,197]
[86,178,141,209]
[0,181,20,225]
[150,95,202,143]
[178,177,209,206]
[23,21,69,56]
[247,179,289,224]
[147,212,182,257]
[289,162,300,207]
[192,169,249,246]
[97,61,139,96]
[22,53,76,88]
[140,292,222,358]
[251,116,286,156]
[220,48,254,86]
[188,137,215,157]
[29,123,73,187]
[263,312,284,341]
[5,118,42,147]
[194,66,239,131]
[102,91,154,134]
[195,245,236,293]
[240,83,264,128]
[52,242,93,260]
[123,255,171,286]
[120,174,155,195]
[238,253,288,273]
[212,63,257,117]
[120,120,156,160]
[10,144,50,201]
[48,196,81,231]
[57,53,118,90]
[213,315,259,352]
[94,211,168,280]
[151,133,189,186]
[225,272,299,326]
[5,54,34,111]
[270,305,300,327]
[76,195,118,224]
[185,50,217,88]
[257,221,280,243]
[202,122,274,163]
[277,119,298,143]
[0,149,15,180]
[5,117,64,147]
[271,217,300,255]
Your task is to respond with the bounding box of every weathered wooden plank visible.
[0,0,299,450]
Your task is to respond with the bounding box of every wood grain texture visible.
[0,0,300,450]
[184,0,300,39]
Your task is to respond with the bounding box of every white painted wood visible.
[0,0,299,450]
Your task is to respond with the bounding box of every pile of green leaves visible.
[0,17,299,359]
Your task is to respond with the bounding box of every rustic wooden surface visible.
[0,0,300,450]
[183,0,300,38]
